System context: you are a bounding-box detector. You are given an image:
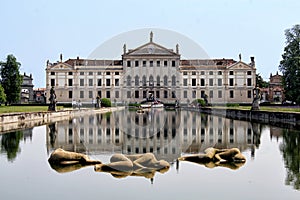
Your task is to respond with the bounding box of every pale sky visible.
[0,0,299,87]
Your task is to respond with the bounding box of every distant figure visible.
[72,99,77,109]
[77,100,82,110]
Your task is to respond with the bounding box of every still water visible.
[0,109,299,200]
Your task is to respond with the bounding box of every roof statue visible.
[123,44,126,54]
[150,31,153,42]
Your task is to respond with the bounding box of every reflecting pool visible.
[0,109,300,200]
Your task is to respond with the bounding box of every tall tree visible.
[0,84,6,103]
[0,55,23,104]
[279,24,300,104]
[256,73,269,88]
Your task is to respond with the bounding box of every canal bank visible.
[0,107,125,133]
[184,107,300,128]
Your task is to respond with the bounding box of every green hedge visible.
[101,98,111,107]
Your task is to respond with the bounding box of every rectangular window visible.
[127,60,131,67]
[89,72,93,75]
[106,72,110,75]
[80,79,84,86]
[89,79,93,86]
[150,60,153,67]
[247,78,252,86]
[115,91,119,98]
[200,79,205,86]
[192,79,196,86]
[115,72,119,75]
[229,78,234,86]
[50,72,55,75]
[192,90,196,98]
[247,71,252,75]
[80,91,84,98]
[156,91,160,98]
[97,79,101,86]
[97,72,102,75]
[209,71,213,75]
[209,90,213,98]
[248,90,252,98]
[80,72,84,75]
[135,90,139,98]
[143,91,147,98]
[68,79,73,86]
[69,91,72,99]
[50,79,55,86]
[201,71,205,75]
[183,79,188,86]
[172,91,176,98]
[115,79,119,86]
[218,79,222,86]
[171,60,176,67]
[157,60,160,67]
[143,60,146,67]
[218,71,222,75]
[230,90,234,98]
[106,79,110,86]
[89,91,93,98]
[183,72,188,75]
[183,91,188,98]
[164,60,168,67]
[164,90,168,98]
[97,91,101,98]
[229,71,234,75]
[201,91,205,98]
[135,60,139,67]
[192,71,196,75]
[218,90,222,98]
[209,79,213,86]
[106,91,110,98]
[68,72,73,75]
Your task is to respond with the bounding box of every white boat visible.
[151,102,164,108]
[140,103,152,109]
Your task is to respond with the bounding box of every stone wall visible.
[184,107,300,129]
[0,107,125,134]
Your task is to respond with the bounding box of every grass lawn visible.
[214,106,300,113]
[0,106,63,114]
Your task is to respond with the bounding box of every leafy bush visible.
[101,98,111,107]
[197,99,206,107]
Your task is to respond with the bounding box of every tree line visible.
[0,55,23,105]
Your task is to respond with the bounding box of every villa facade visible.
[45,32,256,105]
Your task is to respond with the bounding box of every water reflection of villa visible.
[46,110,260,162]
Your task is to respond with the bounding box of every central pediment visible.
[124,42,180,57]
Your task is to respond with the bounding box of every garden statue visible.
[178,147,246,170]
[96,96,101,108]
[48,86,57,111]
[251,87,261,111]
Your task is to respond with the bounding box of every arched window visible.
[172,75,176,86]
[149,75,154,86]
[127,75,131,86]
[142,76,147,86]
[156,76,160,86]
[164,75,168,86]
[135,75,139,86]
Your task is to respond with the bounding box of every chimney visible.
[250,56,255,67]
